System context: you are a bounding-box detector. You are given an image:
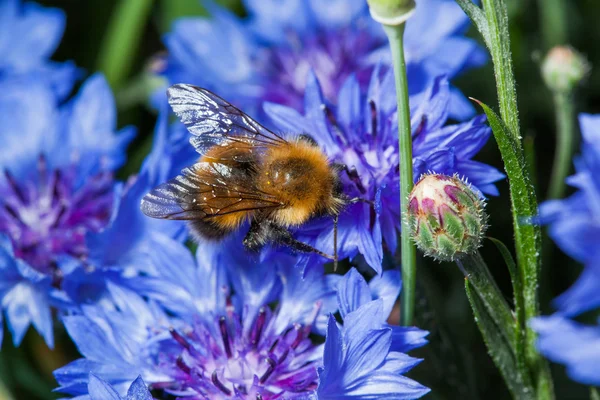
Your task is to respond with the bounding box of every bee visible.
[141,84,347,262]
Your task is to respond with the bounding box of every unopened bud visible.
[367,0,416,26]
[407,174,487,262]
[541,46,589,93]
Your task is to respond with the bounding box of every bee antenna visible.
[333,214,339,271]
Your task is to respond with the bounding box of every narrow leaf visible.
[465,280,535,399]
[454,0,491,48]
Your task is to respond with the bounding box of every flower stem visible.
[538,0,568,49]
[547,92,575,199]
[96,0,155,90]
[383,24,416,327]
[455,0,555,397]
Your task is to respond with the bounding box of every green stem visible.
[547,92,575,199]
[538,0,568,49]
[481,0,520,141]
[455,0,554,397]
[96,0,155,90]
[383,24,416,327]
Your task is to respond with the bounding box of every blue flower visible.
[0,74,135,346]
[266,70,504,273]
[317,267,429,398]
[531,114,600,386]
[88,375,152,400]
[55,237,341,399]
[538,114,600,315]
[54,240,421,399]
[163,0,485,119]
[0,0,79,98]
[530,315,600,386]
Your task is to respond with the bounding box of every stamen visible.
[170,328,192,350]
[321,104,348,146]
[259,356,277,384]
[369,99,378,137]
[4,170,26,203]
[176,356,191,374]
[219,316,233,358]
[251,307,267,346]
[211,371,232,395]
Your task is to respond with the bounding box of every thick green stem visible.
[547,92,575,199]
[481,0,520,141]
[96,0,155,90]
[538,0,568,49]
[383,24,416,327]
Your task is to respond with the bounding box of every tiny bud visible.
[407,174,487,262]
[367,0,416,26]
[541,46,590,93]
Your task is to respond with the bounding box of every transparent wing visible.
[167,84,288,158]
[141,163,283,220]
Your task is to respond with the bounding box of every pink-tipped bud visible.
[407,174,487,262]
[542,46,589,93]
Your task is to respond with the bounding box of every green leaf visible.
[465,280,535,400]
[591,387,600,400]
[454,0,491,48]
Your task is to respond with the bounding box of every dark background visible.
[1,0,598,398]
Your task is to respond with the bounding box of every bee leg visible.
[349,197,375,206]
[242,219,269,252]
[245,220,334,260]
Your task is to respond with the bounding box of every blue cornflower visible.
[0,0,79,98]
[538,114,600,315]
[266,70,504,272]
[531,114,600,386]
[163,0,485,119]
[530,316,600,386]
[88,375,152,400]
[0,74,135,346]
[54,239,427,399]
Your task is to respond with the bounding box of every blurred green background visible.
[1,0,599,399]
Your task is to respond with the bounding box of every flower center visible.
[0,155,114,278]
[260,26,383,110]
[157,306,319,399]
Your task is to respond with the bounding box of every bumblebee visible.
[141,84,346,260]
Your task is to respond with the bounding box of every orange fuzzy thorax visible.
[258,140,342,227]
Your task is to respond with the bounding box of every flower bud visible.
[407,174,487,262]
[366,0,416,26]
[541,46,589,93]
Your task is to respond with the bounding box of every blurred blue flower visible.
[530,315,600,386]
[0,74,135,347]
[266,70,504,273]
[538,114,600,315]
[532,114,600,386]
[55,240,425,399]
[0,0,79,98]
[88,375,152,400]
[163,0,485,120]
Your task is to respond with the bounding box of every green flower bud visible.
[541,46,590,93]
[366,0,416,26]
[407,174,487,262]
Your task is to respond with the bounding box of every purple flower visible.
[54,238,427,399]
[266,70,504,273]
[163,0,485,120]
[0,74,135,346]
[0,0,79,98]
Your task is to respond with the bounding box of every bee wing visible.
[167,84,288,159]
[141,163,284,220]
